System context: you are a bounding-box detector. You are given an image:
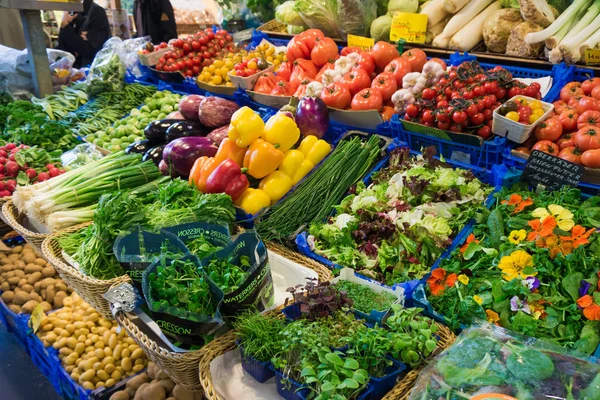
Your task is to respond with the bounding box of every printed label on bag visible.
[347,34,374,51]
[390,13,428,44]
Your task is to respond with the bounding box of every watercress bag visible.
[141,253,224,346]
[199,230,275,318]
[408,323,600,400]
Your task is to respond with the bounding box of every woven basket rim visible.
[257,19,287,33]
[3,199,49,239]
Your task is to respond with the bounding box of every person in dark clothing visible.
[133,0,178,44]
[58,0,111,68]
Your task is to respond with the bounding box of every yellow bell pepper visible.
[235,188,271,215]
[259,171,293,205]
[278,150,315,185]
[243,138,284,179]
[263,113,300,152]
[228,106,264,148]
[298,136,331,165]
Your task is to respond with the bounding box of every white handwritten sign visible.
[521,150,583,191]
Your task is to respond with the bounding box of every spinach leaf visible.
[562,272,584,302]
[573,322,600,356]
[506,347,554,381]
[445,336,494,368]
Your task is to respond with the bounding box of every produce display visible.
[36,293,149,390]
[0,244,70,314]
[307,146,491,286]
[426,187,600,354]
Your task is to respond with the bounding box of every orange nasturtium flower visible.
[486,309,500,324]
[502,194,534,214]
[583,304,600,320]
[427,269,457,296]
[560,225,596,248]
[577,295,593,308]
[460,233,479,254]
[527,215,557,241]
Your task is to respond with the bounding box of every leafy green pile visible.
[204,256,250,293]
[427,186,600,354]
[409,326,600,399]
[333,280,397,314]
[186,234,223,259]
[308,147,491,286]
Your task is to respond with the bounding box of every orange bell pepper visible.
[243,138,284,179]
[189,156,218,193]
[214,138,247,166]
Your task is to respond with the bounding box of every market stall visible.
[0,9,600,400]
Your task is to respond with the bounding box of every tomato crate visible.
[542,64,595,103]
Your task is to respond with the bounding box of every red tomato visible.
[341,46,361,56]
[592,86,600,100]
[532,140,560,155]
[558,146,583,165]
[371,72,397,101]
[534,117,563,142]
[271,81,296,96]
[560,85,584,103]
[553,100,568,114]
[428,58,447,70]
[311,37,338,67]
[314,62,336,82]
[384,57,412,86]
[321,83,351,109]
[477,125,491,139]
[575,96,600,114]
[290,59,318,86]
[581,149,600,168]
[401,48,427,72]
[354,51,375,76]
[339,68,371,96]
[577,110,600,129]
[286,37,311,63]
[253,72,280,94]
[293,79,313,98]
[575,126,600,150]
[559,111,579,131]
[581,78,600,95]
[296,29,325,51]
[557,134,575,150]
[381,106,395,122]
[371,41,399,70]
[276,61,293,82]
[351,88,383,111]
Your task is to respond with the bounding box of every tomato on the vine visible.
[473,86,485,97]
[422,110,435,124]
[477,125,491,139]
[452,111,467,124]
[437,120,450,130]
[406,104,419,118]
[483,109,493,121]
[436,110,448,122]
[471,113,485,126]
[422,88,436,100]
[466,104,478,118]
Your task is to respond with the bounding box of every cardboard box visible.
[137,47,171,67]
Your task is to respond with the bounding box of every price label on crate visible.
[521,150,583,191]
[390,13,428,44]
[584,49,600,65]
[347,34,375,51]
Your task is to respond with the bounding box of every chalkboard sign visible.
[521,150,584,191]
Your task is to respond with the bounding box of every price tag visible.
[390,13,428,44]
[585,48,600,65]
[347,34,375,51]
[521,150,584,191]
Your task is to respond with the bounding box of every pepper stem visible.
[240,167,248,174]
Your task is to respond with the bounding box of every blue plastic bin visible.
[367,358,407,399]
[0,296,30,351]
[238,341,275,383]
[274,369,307,400]
[298,385,373,400]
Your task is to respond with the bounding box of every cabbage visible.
[275,1,305,26]
[338,0,377,38]
[388,0,419,15]
[294,0,377,39]
[370,14,392,42]
[294,0,340,38]
[287,25,307,34]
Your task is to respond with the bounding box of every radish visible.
[10,147,19,154]
[0,175,6,180]
[37,172,50,182]
[0,157,8,165]
[6,143,16,150]
[26,169,36,179]
[0,190,11,198]
[0,150,8,158]
[0,182,6,191]
[5,161,19,177]
[0,165,5,175]
[48,168,60,178]
[6,180,16,192]
[45,164,55,170]
[8,154,15,162]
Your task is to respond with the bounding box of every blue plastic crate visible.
[274,369,307,400]
[27,335,63,395]
[297,385,373,400]
[0,296,30,350]
[368,358,407,399]
[237,341,275,383]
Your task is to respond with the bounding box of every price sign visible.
[585,48,600,65]
[390,13,428,44]
[521,150,584,191]
[347,34,374,51]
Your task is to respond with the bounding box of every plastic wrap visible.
[85,38,126,96]
[60,143,104,169]
[294,0,377,39]
[408,323,600,400]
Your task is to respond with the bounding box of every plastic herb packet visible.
[408,322,600,400]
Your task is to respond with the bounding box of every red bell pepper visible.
[205,159,249,201]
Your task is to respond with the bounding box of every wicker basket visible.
[2,200,49,252]
[257,19,287,34]
[0,196,11,226]
[112,242,332,392]
[41,222,130,320]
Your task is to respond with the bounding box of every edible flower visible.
[458,274,469,285]
[532,204,574,231]
[577,295,600,320]
[508,229,526,244]
[502,193,533,214]
[523,276,540,291]
[497,250,536,281]
[510,296,531,314]
[473,295,483,305]
[427,268,457,296]
[486,309,500,324]
[560,225,595,248]
[460,233,479,254]
[527,215,557,241]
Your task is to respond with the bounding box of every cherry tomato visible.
[508,86,523,98]
[406,104,419,118]
[437,120,450,130]
[518,106,532,124]
[471,113,485,126]
[466,104,478,118]
[422,110,435,124]
[436,110,448,122]
[422,88,436,100]
[473,86,485,97]
[452,111,467,124]
[483,109,493,121]
[496,87,507,100]
[477,125,491,139]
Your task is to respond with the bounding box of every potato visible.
[8,304,20,313]
[11,245,23,254]
[137,382,165,400]
[8,276,20,286]
[41,266,56,278]
[126,373,150,391]
[20,283,33,293]
[1,281,9,291]
[1,290,14,304]
[40,301,52,313]
[14,270,25,278]
[22,253,36,264]
[147,363,157,380]
[21,300,39,314]
[132,364,145,373]
[111,370,122,381]
[82,381,95,391]
[24,264,42,274]
[133,383,150,400]
[55,282,68,292]
[109,391,130,400]
[155,370,169,381]
[172,385,198,400]
[27,292,41,302]
[80,369,96,382]
[39,278,55,289]
[27,272,42,285]
[0,264,13,273]
[159,379,175,395]
[13,291,29,305]
[54,291,67,308]
[121,357,132,372]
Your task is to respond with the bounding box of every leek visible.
[579,27,600,56]
[559,7,600,63]
[524,0,593,44]
[545,7,585,49]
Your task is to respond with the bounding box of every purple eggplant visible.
[144,119,180,144]
[296,96,329,139]
[143,145,165,166]
[125,139,152,155]
[166,120,210,142]
[163,136,217,177]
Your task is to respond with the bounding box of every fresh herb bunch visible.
[204,256,250,293]
[385,306,439,366]
[344,325,394,378]
[186,235,223,259]
[0,100,44,134]
[149,256,215,315]
[234,310,285,363]
[333,281,397,314]
[308,146,491,286]
[287,278,354,320]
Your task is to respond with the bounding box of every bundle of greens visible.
[427,186,600,355]
[32,83,88,120]
[204,256,250,293]
[408,325,600,399]
[308,146,491,286]
[333,280,397,314]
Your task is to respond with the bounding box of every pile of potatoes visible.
[36,293,149,391]
[0,243,71,314]
[109,362,203,400]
